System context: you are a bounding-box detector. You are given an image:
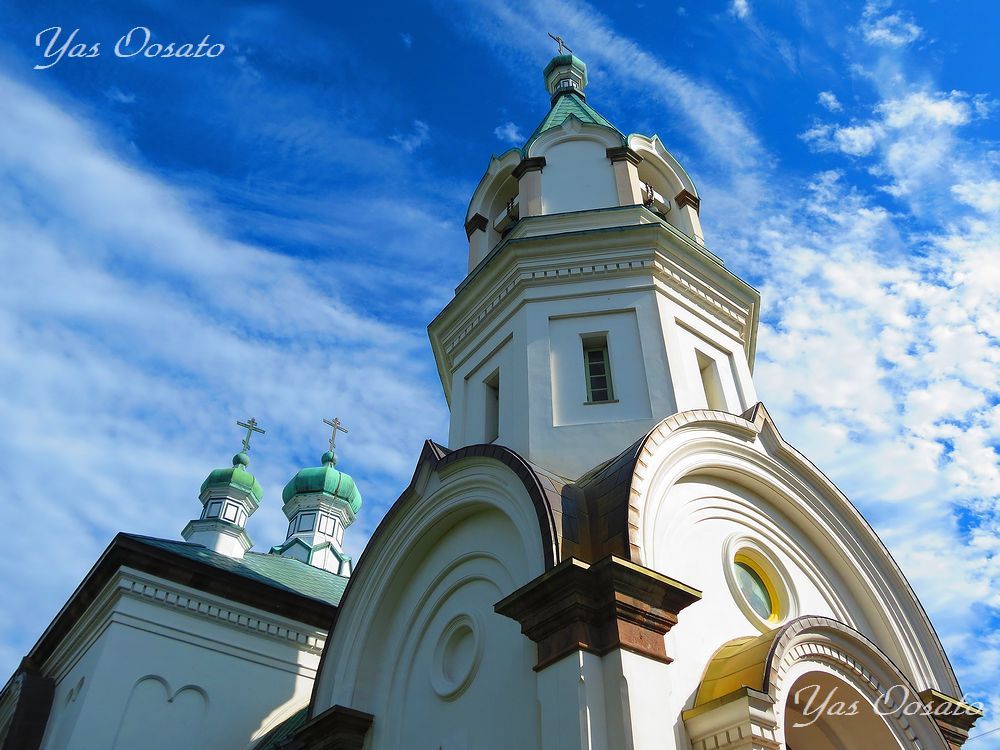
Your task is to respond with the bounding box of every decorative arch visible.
[628,133,699,199]
[524,116,625,158]
[620,404,961,699]
[309,441,562,744]
[465,148,521,227]
[111,675,208,750]
[685,617,955,750]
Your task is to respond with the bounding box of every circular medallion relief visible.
[430,613,483,700]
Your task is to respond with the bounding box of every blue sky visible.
[0,0,997,742]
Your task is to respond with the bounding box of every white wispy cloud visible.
[951,180,1000,214]
[800,89,990,207]
[860,0,923,47]
[0,71,449,674]
[400,32,413,48]
[391,119,430,152]
[729,0,750,20]
[493,121,524,145]
[104,86,136,104]
[818,90,842,112]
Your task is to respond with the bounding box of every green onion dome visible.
[281,451,362,514]
[199,452,263,505]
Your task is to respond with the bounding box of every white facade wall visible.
[37,569,323,750]
[438,236,759,478]
[539,139,620,215]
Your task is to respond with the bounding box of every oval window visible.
[734,560,773,620]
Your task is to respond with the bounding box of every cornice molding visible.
[116,572,327,654]
[675,188,701,213]
[606,146,643,166]
[435,240,754,372]
[512,156,547,180]
[495,555,700,669]
[464,213,488,238]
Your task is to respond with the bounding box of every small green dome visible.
[200,453,263,504]
[543,54,588,84]
[282,453,362,513]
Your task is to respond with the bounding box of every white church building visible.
[0,51,983,750]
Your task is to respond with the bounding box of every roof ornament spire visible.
[547,32,572,55]
[542,42,588,104]
[322,416,348,466]
[236,417,265,454]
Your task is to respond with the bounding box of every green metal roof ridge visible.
[121,533,349,607]
[522,92,626,154]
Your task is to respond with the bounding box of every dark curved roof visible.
[252,707,309,750]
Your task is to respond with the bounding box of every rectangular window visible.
[484,369,500,443]
[583,335,614,403]
[697,350,728,411]
[222,503,238,523]
[298,512,316,532]
[206,501,222,519]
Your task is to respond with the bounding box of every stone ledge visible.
[495,555,700,669]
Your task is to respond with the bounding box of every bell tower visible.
[429,52,761,479]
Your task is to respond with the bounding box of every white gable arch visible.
[628,407,960,700]
[311,454,548,750]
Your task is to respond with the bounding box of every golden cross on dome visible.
[547,32,572,55]
[323,417,349,452]
[236,417,265,453]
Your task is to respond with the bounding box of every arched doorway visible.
[683,617,957,750]
[784,669,904,749]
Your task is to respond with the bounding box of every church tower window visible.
[733,554,782,623]
[697,350,728,412]
[583,335,614,403]
[484,370,500,443]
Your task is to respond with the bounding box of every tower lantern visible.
[181,417,265,559]
[271,418,361,576]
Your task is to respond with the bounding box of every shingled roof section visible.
[252,707,309,750]
[572,432,648,563]
[123,535,349,607]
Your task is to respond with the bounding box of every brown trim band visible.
[675,189,701,212]
[464,213,488,239]
[290,705,373,750]
[918,689,983,749]
[512,156,547,180]
[606,147,643,166]
[495,555,701,670]
[0,658,54,750]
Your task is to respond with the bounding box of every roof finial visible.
[322,417,349,466]
[547,32,572,55]
[236,417,266,454]
[323,417,349,452]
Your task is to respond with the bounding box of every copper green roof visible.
[122,534,349,607]
[252,707,309,750]
[282,454,362,513]
[543,54,588,85]
[523,92,625,153]
[200,453,263,504]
